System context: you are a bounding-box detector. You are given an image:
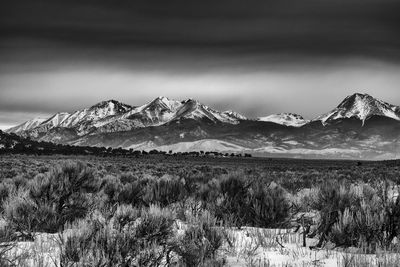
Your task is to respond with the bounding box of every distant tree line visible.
[0,130,252,158]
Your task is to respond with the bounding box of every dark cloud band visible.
[1,0,400,60]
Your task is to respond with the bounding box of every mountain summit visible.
[316,93,400,126]
[89,100,133,114]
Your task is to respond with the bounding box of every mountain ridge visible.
[5,93,400,159]
[7,97,248,135]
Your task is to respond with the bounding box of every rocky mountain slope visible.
[258,113,309,127]
[6,93,400,159]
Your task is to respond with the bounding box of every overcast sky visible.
[1,0,400,129]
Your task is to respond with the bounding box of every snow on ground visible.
[4,226,400,266]
[285,148,362,155]
[223,227,400,267]
[252,146,363,156]
[5,233,60,267]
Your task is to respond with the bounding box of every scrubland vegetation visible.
[0,155,400,266]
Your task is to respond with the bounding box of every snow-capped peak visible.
[155,96,171,102]
[170,99,244,124]
[145,96,182,111]
[258,113,308,127]
[89,100,133,114]
[182,98,201,106]
[222,110,247,120]
[5,117,47,133]
[316,93,400,126]
[119,96,183,125]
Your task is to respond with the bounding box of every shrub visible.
[118,182,145,206]
[172,197,204,222]
[3,188,37,240]
[144,177,186,207]
[173,212,225,267]
[0,221,17,266]
[214,173,250,227]
[311,181,400,251]
[377,181,400,249]
[60,205,175,267]
[0,182,14,213]
[309,180,355,248]
[119,172,140,184]
[197,179,220,206]
[101,175,123,203]
[28,161,99,231]
[9,175,27,190]
[247,183,290,228]
[210,173,290,228]
[3,161,99,236]
[113,204,140,228]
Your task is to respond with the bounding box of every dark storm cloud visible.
[1,0,400,60]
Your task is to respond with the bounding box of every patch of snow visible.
[125,141,156,150]
[224,227,388,267]
[222,110,247,120]
[44,112,71,127]
[284,140,300,145]
[286,147,362,155]
[258,113,308,127]
[255,146,286,153]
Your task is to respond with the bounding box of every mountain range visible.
[6,93,400,159]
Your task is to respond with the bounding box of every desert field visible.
[1,154,400,266]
